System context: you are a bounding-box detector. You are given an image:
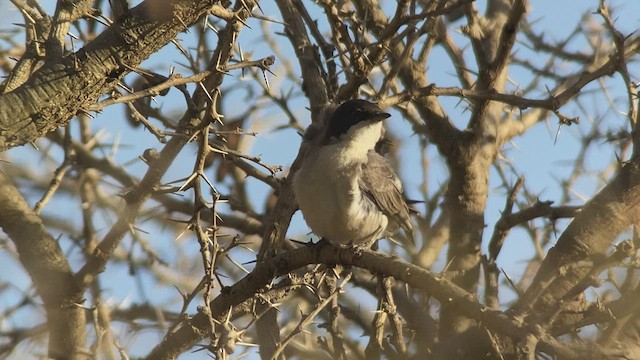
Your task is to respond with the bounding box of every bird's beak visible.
[368,110,391,122]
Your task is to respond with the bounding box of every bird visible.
[292,99,413,247]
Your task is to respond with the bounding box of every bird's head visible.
[324,99,390,147]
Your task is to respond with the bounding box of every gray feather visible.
[359,151,414,242]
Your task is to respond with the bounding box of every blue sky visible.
[0,0,639,358]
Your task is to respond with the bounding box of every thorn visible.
[262,70,270,92]
[198,82,213,101]
[234,14,250,29]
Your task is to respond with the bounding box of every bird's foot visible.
[289,237,328,247]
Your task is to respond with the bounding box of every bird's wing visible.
[359,151,414,242]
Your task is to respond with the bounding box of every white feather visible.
[293,121,388,245]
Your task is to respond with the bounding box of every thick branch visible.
[512,158,640,318]
[146,242,586,359]
[0,0,217,151]
[0,171,86,359]
[274,0,328,115]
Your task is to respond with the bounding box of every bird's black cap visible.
[326,99,390,139]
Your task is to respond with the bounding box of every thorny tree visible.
[0,0,639,359]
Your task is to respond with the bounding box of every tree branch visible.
[0,0,217,151]
[0,171,86,359]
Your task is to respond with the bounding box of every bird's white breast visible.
[293,125,388,244]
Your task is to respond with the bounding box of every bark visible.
[438,0,524,337]
[146,241,587,359]
[0,0,216,152]
[512,157,640,318]
[0,171,86,359]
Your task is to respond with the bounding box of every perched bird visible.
[292,99,413,246]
